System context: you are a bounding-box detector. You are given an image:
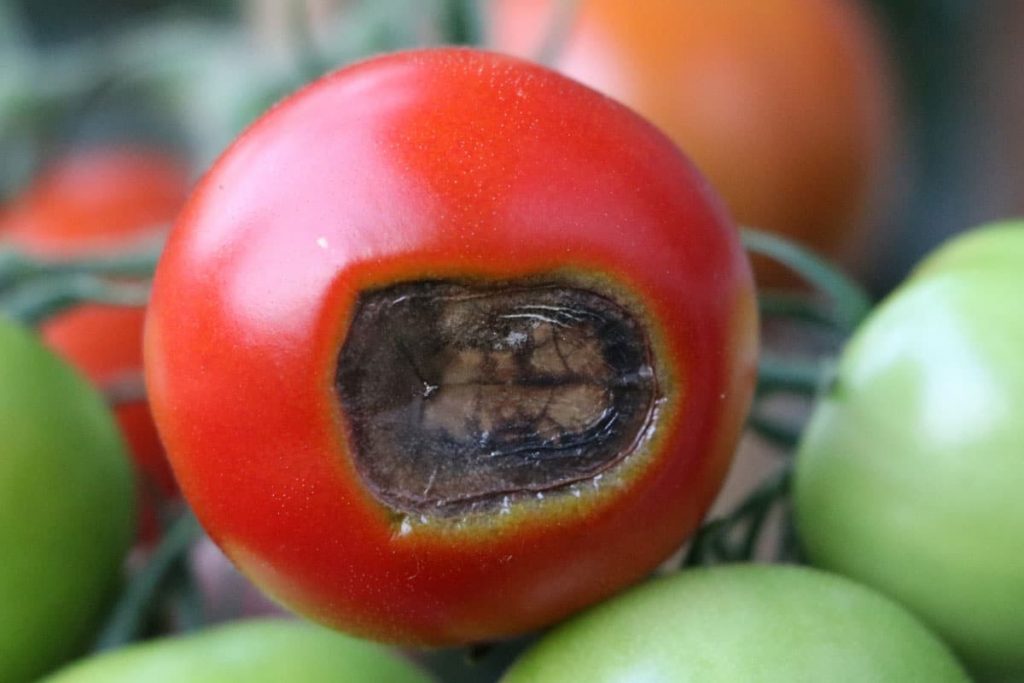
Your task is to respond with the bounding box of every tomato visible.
[41,309,177,499]
[41,619,434,682]
[145,48,757,645]
[1,147,189,507]
[502,564,968,682]
[2,147,187,253]
[794,221,1024,680]
[0,318,135,683]
[489,0,898,283]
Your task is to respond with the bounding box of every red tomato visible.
[146,48,757,646]
[3,148,187,253]
[1,147,189,509]
[489,0,899,283]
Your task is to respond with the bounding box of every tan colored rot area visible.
[145,48,758,646]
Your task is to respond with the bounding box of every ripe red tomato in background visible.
[1,147,189,511]
[2,148,187,253]
[146,48,758,646]
[489,0,899,283]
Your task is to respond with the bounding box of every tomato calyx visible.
[335,278,660,517]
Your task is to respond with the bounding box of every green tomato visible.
[502,565,967,682]
[42,619,434,682]
[795,221,1024,681]
[0,318,135,683]
[911,220,1024,278]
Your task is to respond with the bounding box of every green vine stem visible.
[683,465,792,567]
[0,242,163,290]
[441,0,485,46]
[94,512,204,651]
[746,412,803,450]
[756,290,837,329]
[756,356,828,398]
[166,557,207,634]
[0,243,162,324]
[0,274,151,325]
[741,227,873,333]
[750,359,834,447]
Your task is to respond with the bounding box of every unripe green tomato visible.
[795,221,1024,681]
[911,220,1024,278]
[0,318,135,683]
[501,565,967,682]
[42,619,434,682]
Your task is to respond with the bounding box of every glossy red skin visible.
[146,48,757,646]
[2,148,188,504]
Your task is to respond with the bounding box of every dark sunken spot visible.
[335,280,657,516]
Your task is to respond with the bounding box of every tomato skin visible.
[0,318,135,683]
[490,0,898,281]
[146,48,757,645]
[795,222,1024,680]
[41,619,434,683]
[501,565,969,682]
[1,147,189,504]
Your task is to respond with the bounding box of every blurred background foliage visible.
[2,0,1022,294]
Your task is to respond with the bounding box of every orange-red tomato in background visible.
[1,147,189,517]
[490,0,900,283]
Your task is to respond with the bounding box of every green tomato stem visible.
[737,497,775,559]
[756,356,828,397]
[756,290,837,329]
[94,511,203,651]
[0,241,163,290]
[0,243,161,323]
[0,273,151,325]
[776,503,806,563]
[441,0,484,46]
[683,465,792,567]
[741,227,872,333]
[746,411,803,449]
[165,555,206,634]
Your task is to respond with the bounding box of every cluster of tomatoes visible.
[1,2,1021,682]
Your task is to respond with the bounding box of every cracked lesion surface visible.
[335,280,658,516]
